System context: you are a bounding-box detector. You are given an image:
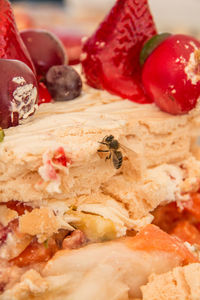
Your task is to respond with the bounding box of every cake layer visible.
[141,263,200,300]
[0,82,200,226]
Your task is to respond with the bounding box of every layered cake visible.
[0,0,200,299]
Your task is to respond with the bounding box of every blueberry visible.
[46,65,82,101]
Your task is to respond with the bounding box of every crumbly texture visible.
[0,78,200,225]
[141,263,200,300]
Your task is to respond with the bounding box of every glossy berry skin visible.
[82,0,157,103]
[20,29,67,77]
[0,0,35,74]
[38,82,52,105]
[46,65,82,101]
[142,34,200,115]
[0,59,38,129]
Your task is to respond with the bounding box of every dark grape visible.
[46,65,82,101]
[0,59,38,129]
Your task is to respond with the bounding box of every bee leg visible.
[98,142,108,146]
[105,153,112,161]
[97,150,109,153]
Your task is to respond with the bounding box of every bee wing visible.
[119,143,145,177]
[119,143,139,158]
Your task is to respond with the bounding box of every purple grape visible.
[46,65,82,101]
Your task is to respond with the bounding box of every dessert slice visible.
[0,0,199,299]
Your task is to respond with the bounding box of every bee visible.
[97,135,123,169]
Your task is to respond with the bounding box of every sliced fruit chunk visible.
[126,224,197,264]
[70,211,117,242]
[38,82,52,105]
[11,238,58,267]
[82,0,157,103]
[182,193,200,221]
[0,0,35,73]
[171,221,200,246]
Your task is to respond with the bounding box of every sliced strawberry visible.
[0,0,35,73]
[38,82,52,105]
[82,0,157,103]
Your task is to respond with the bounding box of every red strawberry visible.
[0,0,35,74]
[82,0,157,103]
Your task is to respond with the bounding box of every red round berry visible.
[0,59,38,129]
[20,29,67,77]
[142,34,200,115]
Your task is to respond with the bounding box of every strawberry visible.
[0,0,35,74]
[82,0,157,103]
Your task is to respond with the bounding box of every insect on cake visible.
[0,0,200,299]
[98,135,123,170]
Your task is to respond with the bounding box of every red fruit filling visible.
[38,82,52,105]
[11,237,58,267]
[52,147,72,167]
[142,34,200,114]
[82,0,157,103]
[0,0,35,74]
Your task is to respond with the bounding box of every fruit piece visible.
[142,34,200,114]
[38,82,52,105]
[140,33,171,65]
[0,59,38,129]
[5,200,33,216]
[46,65,82,101]
[11,238,58,267]
[127,224,197,264]
[0,129,4,142]
[182,193,200,221]
[153,202,183,233]
[69,211,117,242]
[52,147,72,167]
[0,0,35,73]
[51,28,84,65]
[20,29,67,77]
[82,0,157,103]
[171,221,200,246]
